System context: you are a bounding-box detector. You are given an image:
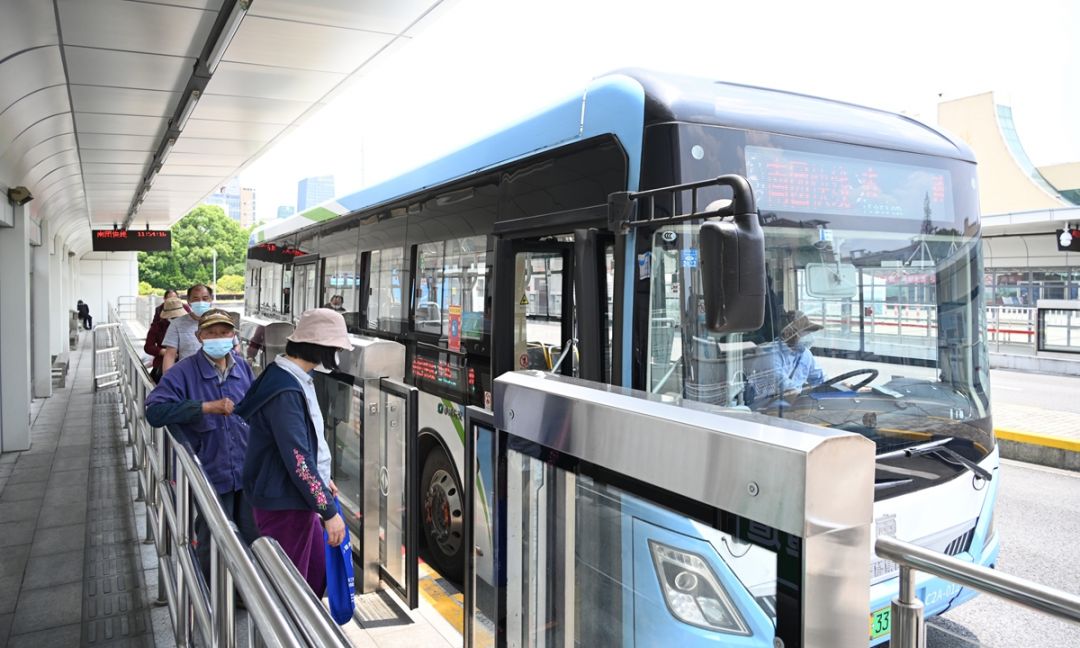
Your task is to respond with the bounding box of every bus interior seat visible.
[684,337,758,406]
[525,343,550,370]
[742,343,784,406]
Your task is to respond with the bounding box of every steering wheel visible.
[814,368,879,392]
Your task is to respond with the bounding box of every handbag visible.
[324,497,355,624]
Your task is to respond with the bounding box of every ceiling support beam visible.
[123,0,251,229]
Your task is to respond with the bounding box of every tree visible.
[138,205,251,291]
[216,274,245,294]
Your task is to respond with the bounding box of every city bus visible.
[242,69,999,645]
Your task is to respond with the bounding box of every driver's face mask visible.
[795,332,817,352]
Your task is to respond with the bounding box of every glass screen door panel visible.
[377,379,419,608]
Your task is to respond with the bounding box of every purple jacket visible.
[145,351,254,494]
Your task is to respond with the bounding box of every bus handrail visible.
[106,303,350,648]
[876,536,1080,648]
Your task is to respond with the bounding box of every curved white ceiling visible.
[0,0,448,257]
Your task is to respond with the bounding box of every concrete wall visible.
[77,251,138,322]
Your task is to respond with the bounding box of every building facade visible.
[296,175,334,211]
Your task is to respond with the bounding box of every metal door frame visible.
[361,377,420,608]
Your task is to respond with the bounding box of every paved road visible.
[925,459,1080,647]
[990,369,1080,415]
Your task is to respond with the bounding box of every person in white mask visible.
[752,310,826,402]
[162,283,215,373]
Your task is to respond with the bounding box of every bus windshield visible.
[646,126,993,472]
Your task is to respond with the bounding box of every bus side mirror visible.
[699,177,765,333]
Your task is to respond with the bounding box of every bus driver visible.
[750,311,825,403]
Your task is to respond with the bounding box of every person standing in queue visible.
[162,284,215,373]
[145,297,186,383]
[151,289,179,327]
[145,309,258,580]
[236,308,352,596]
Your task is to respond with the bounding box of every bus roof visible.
[251,69,973,245]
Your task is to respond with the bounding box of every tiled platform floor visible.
[0,333,160,647]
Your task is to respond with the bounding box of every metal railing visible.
[876,536,1080,648]
[92,323,123,391]
[104,306,351,648]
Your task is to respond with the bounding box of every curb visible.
[994,428,1080,472]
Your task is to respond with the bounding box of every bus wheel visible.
[421,450,464,582]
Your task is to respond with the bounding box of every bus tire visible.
[421,449,465,582]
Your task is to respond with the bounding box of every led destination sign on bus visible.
[745,145,954,221]
[92,229,172,252]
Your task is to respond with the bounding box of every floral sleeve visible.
[267,391,336,519]
[293,449,328,512]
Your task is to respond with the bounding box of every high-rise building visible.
[277,205,296,220]
[297,175,335,211]
[240,186,257,228]
[206,177,253,224]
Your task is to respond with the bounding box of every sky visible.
[239,0,1080,224]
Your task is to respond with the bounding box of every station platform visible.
[0,327,458,648]
[0,331,165,647]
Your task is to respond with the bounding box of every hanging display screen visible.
[745,145,954,221]
[92,229,172,252]
[247,242,307,263]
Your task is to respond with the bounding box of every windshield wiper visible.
[874,478,914,492]
[925,446,993,481]
[877,437,992,481]
[876,437,952,461]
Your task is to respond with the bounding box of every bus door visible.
[492,230,611,382]
[291,257,320,318]
[506,239,575,377]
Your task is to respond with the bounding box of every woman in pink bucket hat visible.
[236,308,353,595]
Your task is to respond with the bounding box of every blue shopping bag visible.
[324,497,356,624]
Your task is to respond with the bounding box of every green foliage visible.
[137,281,156,296]
[138,205,251,292]
[216,274,245,294]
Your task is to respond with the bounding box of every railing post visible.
[155,426,170,606]
[212,542,236,648]
[92,327,98,392]
[890,564,926,648]
[176,469,192,648]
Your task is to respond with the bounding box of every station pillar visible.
[0,200,33,452]
[31,219,52,399]
[49,233,64,356]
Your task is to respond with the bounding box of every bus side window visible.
[321,252,358,313]
[413,236,489,344]
[368,247,406,332]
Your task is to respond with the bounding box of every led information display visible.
[247,242,307,263]
[411,345,481,403]
[92,229,172,252]
[745,145,954,221]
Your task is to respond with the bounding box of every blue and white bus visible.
[243,69,998,645]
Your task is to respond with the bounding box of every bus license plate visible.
[869,606,891,640]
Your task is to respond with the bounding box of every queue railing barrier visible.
[106,306,350,648]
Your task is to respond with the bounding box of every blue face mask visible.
[190,301,212,316]
[202,338,233,360]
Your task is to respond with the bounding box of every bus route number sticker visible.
[519,353,530,368]
[681,249,698,268]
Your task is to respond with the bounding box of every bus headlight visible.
[648,540,749,634]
